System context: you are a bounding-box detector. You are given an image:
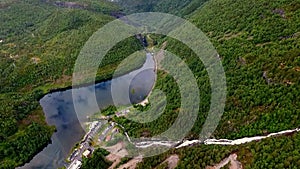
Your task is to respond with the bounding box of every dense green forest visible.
[136,132,300,169]
[114,70,182,137]
[115,0,300,140]
[190,0,300,139]
[81,148,112,169]
[116,0,208,16]
[0,0,143,168]
[93,0,300,168]
[1,0,300,168]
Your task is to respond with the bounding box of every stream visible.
[124,128,300,149]
[18,48,300,168]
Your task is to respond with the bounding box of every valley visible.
[0,0,299,168]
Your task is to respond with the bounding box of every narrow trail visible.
[206,153,243,169]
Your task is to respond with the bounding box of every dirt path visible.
[105,142,128,157]
[105,142,129,169]
[107,154,122,169]
[206,153,242,169]
[159,154,179,169]
[117,156,143,169]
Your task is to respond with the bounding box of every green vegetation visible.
[114,70,182,137]
[1,0,300,168]
[190,0,300,139]
[110,0,300,168]
[81,148,112,169]
[115,0,300,140]
[136,132,300,169]
[113,50,147,77]
[133,102,151,112]
[0,123,54,168]
[100,105,117,116]
[117,0,208,16]
[0,0,143,168]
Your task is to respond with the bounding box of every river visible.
[127,128,300,149]
[19,53,155,169]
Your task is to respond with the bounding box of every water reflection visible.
[19,53,155,169]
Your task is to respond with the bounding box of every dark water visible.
[19,53,155,169]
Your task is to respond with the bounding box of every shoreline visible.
[20,51,148,169]
[40,62,146,100]
[138,43,166,106]
[138,52,157,106]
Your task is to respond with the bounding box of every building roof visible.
[83,149,91,157]
[67,160,82,169]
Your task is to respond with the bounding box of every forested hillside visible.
[1,0,300,168]
[110,0,300,168]
[0,0,143,168]
[136,132,300,168]
[116,0,208,16]
[189,0,300,139]
[115,0,300,140]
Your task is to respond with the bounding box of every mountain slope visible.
[1,0,300,168]
[116,0,208,16]
[114,0,300,140]
[0,0,143,168]
[111,0,300,168]
[189,0,300,139]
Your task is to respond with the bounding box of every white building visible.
[83,149,91,158]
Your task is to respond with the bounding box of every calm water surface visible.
[20,53,155,169]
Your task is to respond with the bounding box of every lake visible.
[19,53,155,169]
